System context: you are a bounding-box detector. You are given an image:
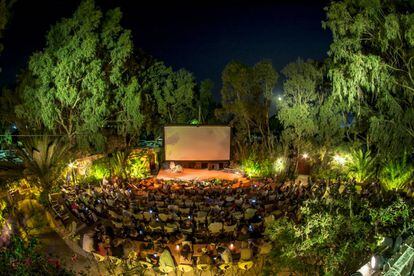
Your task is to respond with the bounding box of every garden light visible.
[333,154,347,165]
[302,153,309,159]
[370,255,384,270]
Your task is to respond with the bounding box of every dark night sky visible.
[0,0,332,98]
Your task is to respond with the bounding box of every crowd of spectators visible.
[57,175,393,273]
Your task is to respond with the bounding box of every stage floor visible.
[156,168,248,182]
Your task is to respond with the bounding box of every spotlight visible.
[370,255,384,270]
[333,154,346,165]
[302,153,309,159]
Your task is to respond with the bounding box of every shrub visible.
[127,156,149,179]
[380,155,414,191]
[241,155,275,178]
[0,236,74,275]
[88,158,110,180]
[15,136,71,192]
[346,149,376,184]
[266,198,375,274]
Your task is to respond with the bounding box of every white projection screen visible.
[164,126,231,161]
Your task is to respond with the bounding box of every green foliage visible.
[346,149,376,184]
[15,0,142,149]
[139,62,196,136]
[88,157,110,180]
[0,128,12,148]
[0,199,7,228]
[380,154,414,191]
[217,60,278,153]
[127,155,149,179]
[279,59,321,153]
[241,153,278,178]
[370,197,414,238]
[0,236,74,275]
[279,58,345,171]
[16,136,70,191]
[266,198,374,274]
[109,151,129,178]
[323,0,414,158]
[87,150,150,180]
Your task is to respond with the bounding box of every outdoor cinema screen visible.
[164,126,231,161]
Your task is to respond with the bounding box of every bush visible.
[241,152,285,178]
[380,155,414,191]
[127,156,150,179]
[266,197,375,274]
[0,236,74,275]
[87,158,110,181]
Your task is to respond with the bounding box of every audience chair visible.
[177,264,194,275]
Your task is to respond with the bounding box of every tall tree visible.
[279,58,345,171]
[217,61,253,143]
[217,60,278,154]
[15,0,142,149]
[323,0,414,158]
[140,61,196,136]
[253,60,278,150]
[279,59,322,163]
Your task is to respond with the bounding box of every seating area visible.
[52,176,386,274]
[52,177,281,273]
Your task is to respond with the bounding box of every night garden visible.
[0,0,414,275]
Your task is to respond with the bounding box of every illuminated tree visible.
[279,59,321,154]
[139,61,196,136]
[323,0,414,158]
[253,60,278,150]
[278,58,347,173]
[15,0,142,149]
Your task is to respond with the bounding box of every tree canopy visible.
[217,60,278,155]
[323,0,414,158]
[15,0,142,149]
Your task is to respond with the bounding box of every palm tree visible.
[346,149,376,184]
[16,136,71,192]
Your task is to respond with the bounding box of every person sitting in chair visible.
[156,245,175,272]
[197,248,211,265]
[217,246,232,264]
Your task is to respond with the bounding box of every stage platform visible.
[156,168,248,183]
